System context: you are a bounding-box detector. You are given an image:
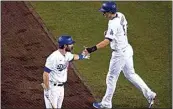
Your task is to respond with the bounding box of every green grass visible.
[31,1,172,108]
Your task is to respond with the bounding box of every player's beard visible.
[65,46,73,52]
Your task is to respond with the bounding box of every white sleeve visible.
[105,24,118,41]
[120,14,127,25]
[44,54,56,72]
[66,52,74,61]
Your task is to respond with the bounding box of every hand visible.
[82,52,90,59]
[82,46,90,55]
[44,89,50,98]
[78,47,90,60]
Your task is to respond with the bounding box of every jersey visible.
[44,50,74,83]
[105,12,129,51]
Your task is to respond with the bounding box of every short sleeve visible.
[105,24,118,41]
[120,14,127,25]
[66,52,74,62]
[44,55,55,73]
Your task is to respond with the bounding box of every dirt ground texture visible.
[1,1,95,109]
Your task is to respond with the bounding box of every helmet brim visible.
[99,8,107,12]
[69,41,75,45]
[72,41,75,44]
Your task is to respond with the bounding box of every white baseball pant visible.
[101,45,155,108]
[44,82,64,109]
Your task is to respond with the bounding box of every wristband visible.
[78,54,84,60]
[86,46,97,53]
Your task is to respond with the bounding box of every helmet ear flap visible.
[58,44,68,49]
[58,44,64,49]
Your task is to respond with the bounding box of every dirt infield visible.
[1,1,95,109]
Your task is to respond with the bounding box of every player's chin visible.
[65,49,72,52]
[65,48,73,52]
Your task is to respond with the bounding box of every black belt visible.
[112,45,129,52]
[54,82,65,86]
[112,48,126,52]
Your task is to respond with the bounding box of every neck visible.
[58,49,66,56]
[111,13,117,20]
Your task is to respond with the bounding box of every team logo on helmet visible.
[103,3,106,6]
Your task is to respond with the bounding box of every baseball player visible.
[83,1,156,109]
[43,35,89,109]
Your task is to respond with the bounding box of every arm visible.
[86,39,110,53]
[73,54,80,60]
[43,71,49,90]
[96,38,110,49]
[73,54,90,61]
[85,22,116,54]
[67,52,89,62]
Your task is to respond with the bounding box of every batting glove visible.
[44,89,50,99]
[78,53,90,60]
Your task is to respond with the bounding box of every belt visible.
[53,83,65,86]
[112,49,126,53]
[112,49,125,52]
[112,46,128,52]
[112,49,117,52]
[50,81,66,87]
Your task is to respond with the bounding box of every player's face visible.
[103,12,112,20]
[65,44,74,52]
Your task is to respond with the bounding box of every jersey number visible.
[122,24,127,36]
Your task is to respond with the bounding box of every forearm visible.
[73,54,80,60]
[96,40,109,49]
[43,72,49,89]
[73,54,88,60]
[86,39,110,53]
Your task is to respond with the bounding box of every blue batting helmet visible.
[58,35,75,46]
[99,1,117,13]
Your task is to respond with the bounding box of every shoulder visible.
[115,12,127,25]
[116,12,126,17]
[47,50,59,60]
[66,52,73,56]
[65,52,74,61]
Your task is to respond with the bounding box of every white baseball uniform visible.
[101,12,156,108]
[44,50,74,109]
